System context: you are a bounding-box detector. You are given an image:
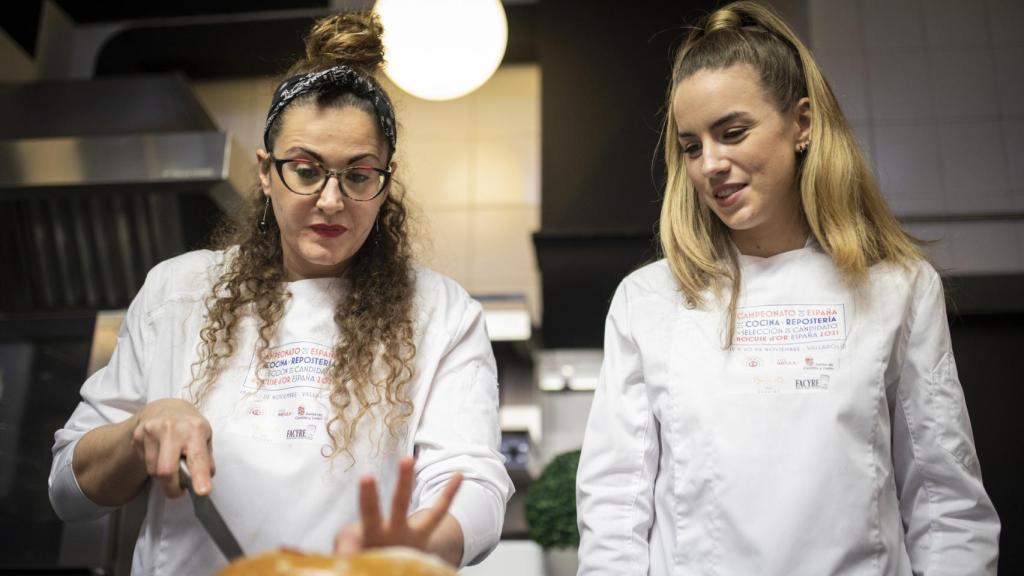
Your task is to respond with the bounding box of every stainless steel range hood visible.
[0,131,247,207]
[0,74,250,314]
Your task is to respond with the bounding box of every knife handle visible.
[178,457,194,494]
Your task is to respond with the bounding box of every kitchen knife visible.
[179,458,245,561]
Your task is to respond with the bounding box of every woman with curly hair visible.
[48,13,511,575]
[576,2,999,574]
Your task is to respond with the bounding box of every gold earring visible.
[797,140,810,154]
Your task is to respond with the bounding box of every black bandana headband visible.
[263,65,397,158]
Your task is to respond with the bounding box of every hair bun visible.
[304,12,385,75]
[705,1,773,34]
[705,8,744,33]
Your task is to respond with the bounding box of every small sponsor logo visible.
[746,356,762,368]
[286,425,317,440]
[795,374,830,390]
[753,376,784,393]
[803,356,837,370]
[297,405,305,416]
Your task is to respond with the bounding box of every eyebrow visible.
[677,111,747,140]
[281,147,324,162]
[346,153,380,165]
[280,147,380,166]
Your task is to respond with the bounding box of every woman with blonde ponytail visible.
[49,13,511,575]
[577,2,999,574]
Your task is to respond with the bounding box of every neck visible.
[730,203,809,258]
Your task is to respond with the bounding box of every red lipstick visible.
[310,224,346,238]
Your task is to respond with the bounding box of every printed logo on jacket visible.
[226,341,334,443]
[726,304,846,395]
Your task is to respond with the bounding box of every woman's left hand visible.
[334,457,464,564]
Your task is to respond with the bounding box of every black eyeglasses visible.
[270,155,391,201]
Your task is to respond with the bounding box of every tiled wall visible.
[809,0,1024,274]
[192,65,542,321]
[393,66,541,322]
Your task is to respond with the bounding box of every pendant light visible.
[374,0,508,101]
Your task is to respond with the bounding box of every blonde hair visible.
[659,0,921,345]
[191,12,416,460]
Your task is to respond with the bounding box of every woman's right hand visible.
[130,398,215,498]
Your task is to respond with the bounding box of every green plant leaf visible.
[524,449,581,550]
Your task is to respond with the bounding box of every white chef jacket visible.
[49,249,513,576]
[577,241,999,575]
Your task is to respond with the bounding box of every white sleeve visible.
[411,298,513,567]
[576,282,659,574]
[891,268,1000,575]
[48,268,158,522]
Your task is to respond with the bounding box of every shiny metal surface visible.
[0,75,252,314]
[179,459,245,561]
[0,132,232,189]
[0,132,250,313]
[4,191,193,312]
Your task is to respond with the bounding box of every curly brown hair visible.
[189,12,417,459]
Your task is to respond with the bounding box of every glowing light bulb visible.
[375,0,508,101]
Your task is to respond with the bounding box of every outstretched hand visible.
[334,457,463,559]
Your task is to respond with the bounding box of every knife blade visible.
[179,458,245,561]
